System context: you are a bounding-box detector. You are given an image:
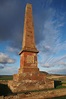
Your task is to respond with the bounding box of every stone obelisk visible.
[19,3,38,54]
[19,3,39,74]
[8,3,54,93]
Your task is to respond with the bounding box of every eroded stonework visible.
[8,3,54,93]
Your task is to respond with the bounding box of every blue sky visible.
[0,0,66,75]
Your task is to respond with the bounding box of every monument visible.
[8,3,54,93]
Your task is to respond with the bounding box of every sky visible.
[0,0,66,75]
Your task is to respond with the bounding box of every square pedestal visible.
[8,71,54,93]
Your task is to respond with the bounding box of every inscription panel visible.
[26,55,34,63]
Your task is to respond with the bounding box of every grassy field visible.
[52,96,66,99]
[47,74,66,80]
[47,75,66,98]
[0,75,13,80]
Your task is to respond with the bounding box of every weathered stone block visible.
[8,80,54,93]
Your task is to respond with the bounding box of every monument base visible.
[8,72,54,93]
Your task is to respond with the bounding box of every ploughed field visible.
[0,75,66,99]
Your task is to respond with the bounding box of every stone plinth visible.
[8,70,54,93]
[8,52,54,93]
[8,79,54,93]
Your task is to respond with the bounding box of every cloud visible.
[40,63,50,68]
[0,0,65,51]
[48,67,66,75]
[0,66,18,75]
[6,46,19,55]
[0,0,54,50]
[58,61,66,66]
[50,55,66,65]
[38,54,66,70]
[0,0,23,50]
[0,65,4,69]
[0,52,15,64]
[37,5,66,70]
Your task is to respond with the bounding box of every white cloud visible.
[0,66,18,75]
[38,52,66,69]
[59,61,66,66]
[48,67,66,75]
[6,46,19,54]
[37,5,66,73]
[41,63,50,68]
[0,52,15,64]
[0,65,4,69]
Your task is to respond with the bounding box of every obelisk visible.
[8,3,54,93]
[19,3,38,54]
[18,3,39,74]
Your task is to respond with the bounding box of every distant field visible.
[0,75,13,80]
[47,75,66,81]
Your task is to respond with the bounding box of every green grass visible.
[54,79,66,89]
[56,85,66,89]
[52,96,66,99]
[0,75,13,80]
[62,81,66,84]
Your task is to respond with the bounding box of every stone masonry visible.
[8,3,54,93]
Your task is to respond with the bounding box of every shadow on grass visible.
[51,95,66,99]
[0,84,13,96]
[54,80,62,88]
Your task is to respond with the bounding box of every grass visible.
[56,85,66,89]
[54,80,66,89]
[52,96,66,99]
[0,75,13,80]
[62,81,66,84]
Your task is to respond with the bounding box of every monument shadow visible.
[0,83,12,96]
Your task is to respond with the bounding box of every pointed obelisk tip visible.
[19,3,39,55]
[26,3,32,7]
[26,3,32,10]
